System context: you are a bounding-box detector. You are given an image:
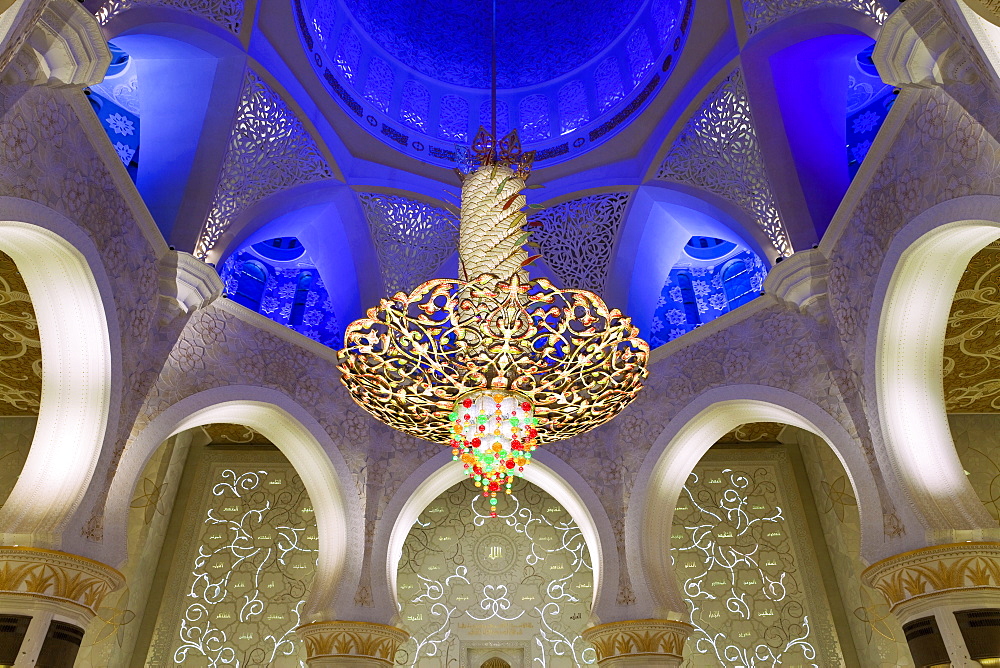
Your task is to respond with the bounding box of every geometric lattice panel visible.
[656,69,792,257]
[95,0,244,34]
[740,0,887,38]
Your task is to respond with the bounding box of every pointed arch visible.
[628,384,889,617]
[100,385,359,619]
[0,198,119,548]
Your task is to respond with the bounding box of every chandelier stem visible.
[490,0,497,142]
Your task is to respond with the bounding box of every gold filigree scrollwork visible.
[580,619,692,663]
[338,273,648,446]
[0,250,41,416]
[296,621,409,665]
[463,127,535,180]
[862,542,1000,612]
[0,547,124,614]
[944,241,1000,411]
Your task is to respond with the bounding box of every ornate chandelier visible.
[339,129,648,516]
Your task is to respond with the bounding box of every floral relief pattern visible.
[943,240,1000,411]
[528,192,630,295]
[656,69,792,257]
[195,70,333,260]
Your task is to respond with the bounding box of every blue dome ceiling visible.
[295,0,693,167]
[342,0,645,89]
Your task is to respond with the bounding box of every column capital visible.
[581,618,693,667]
[861,541,1000,620]
[0,546,123,626]
[295,620,409,667]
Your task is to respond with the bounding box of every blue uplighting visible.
[86,41,140,181]
[221,238,342,347]
[847,44,895,179]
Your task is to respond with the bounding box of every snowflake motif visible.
[690,266,708,277]
[105,113,135,136]
[697,300,709,314]
[656,295,668,309]
[711,273,723,289]
[692,280,711,297]
[306,291,320,307]
[279,303,293,319]
[113,141,135,165]
[668,286,682,303]
[260,296,279,314]
[665,308,686,325]
[669,328,686,340]
[852,110,881,134]
[302,310,323,326]
[708,292,728,311]
[650,318,664,334]
[301,328,321,340]
[851,140,872,163]
[278,283,296,299]
[322,299,336,312]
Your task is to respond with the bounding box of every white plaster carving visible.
[873,0,979,88]
[656,69,793,257]
[763,248,829,315]
[195,70,333,261]
[157,250,223,315]
[3,0,109,88]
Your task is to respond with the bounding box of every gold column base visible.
[0,546,123,625]
[861,541,1000,621]
[581,619,693,667]
[295,620,409,667]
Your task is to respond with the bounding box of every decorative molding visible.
[529,192,630,294]
[157,250,223,315]
[740,0,887,37]
[862,542,1000,613]
[4,0,109,88]
[0,546,124,615]
[95,0,244,34]
[356,193,458,296]
[296,620,409,665]
[763,248,829,315]
[581,619,692,663]
[656,69,792,257]
[195,70,333,260]
[873,0,979,88]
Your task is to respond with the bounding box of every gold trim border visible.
[581,618,694,662]
[0,546,125,615]
[295,620,409,665]
[861,541,1000,612]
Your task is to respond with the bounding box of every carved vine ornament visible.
[339,128,649,516]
